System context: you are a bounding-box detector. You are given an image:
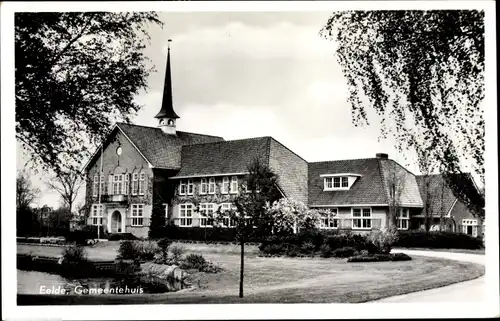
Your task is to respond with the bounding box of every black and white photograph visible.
[1,1,498,319]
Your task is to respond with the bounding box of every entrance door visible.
[111,211,122,233]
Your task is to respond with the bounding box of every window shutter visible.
[108,175,114,195]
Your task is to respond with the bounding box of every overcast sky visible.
[17,11,464,208]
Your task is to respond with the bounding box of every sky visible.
[16,11,475,208]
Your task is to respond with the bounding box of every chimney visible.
[376,153,388,159]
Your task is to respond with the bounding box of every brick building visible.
[83,47,484,238]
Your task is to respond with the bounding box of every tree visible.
[384,164,407,228]
[265,198,322,235]
[17,170,40,210]
[149,196,167,239]
[215,159,282,298]
[321,11,485,215]
[15,12,163,175]
[46,169,83,213]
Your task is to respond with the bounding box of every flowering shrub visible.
[266,198,322,234]
[367,226,399,254]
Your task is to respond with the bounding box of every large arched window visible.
[132,171,139,195]
[139,171,146,195]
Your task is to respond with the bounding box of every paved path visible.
[373,249,485,303]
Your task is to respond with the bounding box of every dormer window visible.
[321,173,362,191]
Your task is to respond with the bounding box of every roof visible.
[118,123,224,169]
[84,123,224,171]
[173,137,272,177]
[308,158,423,207]
[416,173,484,217]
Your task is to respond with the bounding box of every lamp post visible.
[97,143,103,241]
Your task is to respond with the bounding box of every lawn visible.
[17,242,485,304]
[393,247,485,255]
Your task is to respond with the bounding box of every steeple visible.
[156,39,179,135]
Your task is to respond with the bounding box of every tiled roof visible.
[379,159,424,206]
[173,137,272,177]
[117,123,224,169]
[308,158,388,206]
[416,174,462,217]
[308,158,423,207]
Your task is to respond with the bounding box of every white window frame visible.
[91,204,104,226]
[100,175,106,196]
[187,179,194,195]
[178,180,187,196]
[208,177,216,194]
[199,203,215,228]
[93,175,99,197]
[131,204,144,226]
[200,178,208,195]
[132,173,138,195]
[221,176,230,194]
[124,173,129,195]
[352,207,372,229]
[113,174,124,195]
[230,176,238,194]
[164,204,169,220]
[462,219,478,237]
[220,203,237,228]
[138,172,146,195]
[397,208,410,230]
[320,208,339,229]
[324,176,350,191]
[179,203,193,227]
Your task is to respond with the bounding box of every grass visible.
[17,242,485,304]
[393,247,485,255]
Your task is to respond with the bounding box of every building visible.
[83,46,484,238]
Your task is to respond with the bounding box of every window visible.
[124,174,129,195]
[320,209,338,229]
[179,204,193,227]
[91,204,103,226]
[352,208,371,229]
[93,175,99,197]
[221,177,230,194]
[200,178,208,195]
[99,175,106,195]
[179,180,187,195]
[113,174,123,195]
[199,203,215,227]
[208,177,216,194]
[230,176,238,194]
[131,204,144,226]
[462,219,478,237]
[187,179,194,195]
[220,203,236,228]
[164,204,169,220]
[324,176,350,190]
[397,208,409,230]
[132,173,138,195]
[139,172,146,195]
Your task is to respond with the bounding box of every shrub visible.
[347,252,412,262]
[137,241,160,261]
[108,233,137,241]
[169,245,185,264]
[319,244,332,258]
[368,227,399,254]
[181,253,207,271]
[117,240,139,261]
[62,245,87,264]
[395,231,483,249]
[332,246,358,258]
[300,241,316,256]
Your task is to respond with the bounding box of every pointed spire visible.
[155,39,179,119]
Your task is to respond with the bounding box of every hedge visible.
[394,231,484,249]
[156,225,271,242]
[259,230,380,257]
[347,253,412,262]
